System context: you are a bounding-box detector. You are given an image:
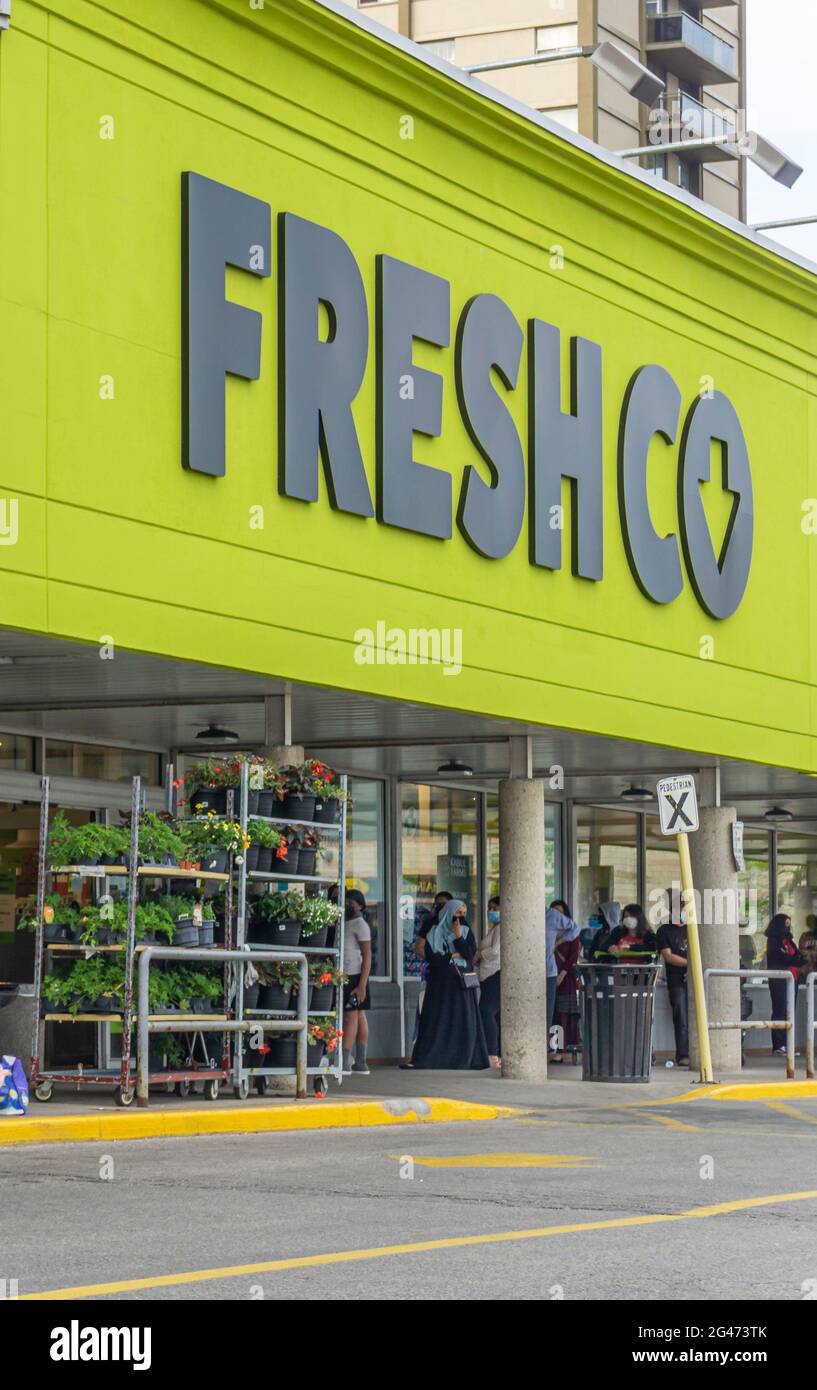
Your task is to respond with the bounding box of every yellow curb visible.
[630,1080,817,1105]
[0,1098,519,1147]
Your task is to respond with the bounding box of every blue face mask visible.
[487,910,500,925]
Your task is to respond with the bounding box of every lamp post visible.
[464,40,666,107]
[618,130,803,188]
[750,214,817,232]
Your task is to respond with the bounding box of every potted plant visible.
[158,894,198,947]
[42,970,69,1014]
[179,814,248,874]
[59,957,125,1014]
[259,763,285,817]
[299,895,340,948]
[263,1015,342,1069]
[197,899,216,947]
[275,825,302,876]
[46,811,74,870]
[120,811,184,867]
[249,889,303,946]
[18,892,79,944]
[246,818,285,873]
[312,764,346,824]
[277,761,323,823]
[134,902,175,945]
[76,900,127,947]
[255,958,304,1012]
[298,828,319,877]
[308,958,347,1011]
[182,756,241,817]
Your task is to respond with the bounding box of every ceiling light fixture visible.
[764,806,794,822]
[437,759,474,777]
[620,784,653,802]
[195,722,239,743]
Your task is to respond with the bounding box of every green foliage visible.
[157,894,196,922]
[179,815,248,857]
[135,902,175,941]
[307,1015,342,1051]
[18,892,78,933]
[44,958,125,1014]
[130,812,184,862]
[247,818,284,850]
[257,959,303,991]
[253,889,304,923]
[47,812,128,866]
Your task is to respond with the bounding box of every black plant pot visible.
[190,997,213,1014]
[249,918,302,947]
[300,923,330,948]
[198,921,215,947]
[43,922,71,944]
[174,919,198,948]
[310,984,335,1012]
[243,982,260,1010]
[191,787,227,815]
[278,846,300,875]
[98,853,118,866]
[94,925,115,946]
[313,798,340,825]
[247,789,260,815]
[281,793,316,823]
[256,847,273,873]
[199,848,229,875]
[298,849,317,877]
[246,844,261,872]
[93,996,122,1014]
[258,791,275,817]
[256,982,293,1012]
[138,930,157,945]
[263,1037,324,1068]
[291,984,314,1011]
[77,855,99,867]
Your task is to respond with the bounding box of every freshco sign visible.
[181,172,753,620]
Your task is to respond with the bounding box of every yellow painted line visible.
[624,1080,817,1105]
[396,1152,601,1168]
[0,1098,518,1147]
[764,1101,817,1126]
[628,1110,701,1132]
[17,1188,817,1301]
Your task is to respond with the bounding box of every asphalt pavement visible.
[4,1084,817,1301]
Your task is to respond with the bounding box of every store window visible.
[739,827,771,967]
[0,803,90,985]
[0,733,35,771]
[645,817,680,926]
[776,833,817,941]
[485,796,561,908]
[575,807,638,943]
[400,784,480,978]
[344,777,387,977]
[45,741,161,784]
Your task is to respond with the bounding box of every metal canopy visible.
[0,628,814,827]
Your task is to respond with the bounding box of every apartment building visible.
[352,0,746,219]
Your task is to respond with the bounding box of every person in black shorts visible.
[656,888,689,1066]
[342,890,372,1075]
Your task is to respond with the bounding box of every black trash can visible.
[578,963,658,1082]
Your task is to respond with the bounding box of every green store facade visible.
[0,0,816,1069]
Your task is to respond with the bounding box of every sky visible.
[746,0,817,259]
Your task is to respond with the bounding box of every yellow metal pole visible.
[677,831,714,1084]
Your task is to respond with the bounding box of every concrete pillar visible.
[687,806,742,1072]
[499,777,548,1082]
[264,744,304,765]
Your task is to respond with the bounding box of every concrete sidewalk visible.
[2,1055,813,1146]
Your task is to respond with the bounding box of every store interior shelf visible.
[51,864,229,882]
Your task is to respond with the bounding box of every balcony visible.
[651,91,738,163]
[647,13,737,86]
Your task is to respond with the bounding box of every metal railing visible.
[136,946,309,1105]
[806,972,817,1079]
[648,13,736,76]
[704,968,796,1079]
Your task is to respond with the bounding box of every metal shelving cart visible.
[30,775,234,1106]
[232,759,347,1097]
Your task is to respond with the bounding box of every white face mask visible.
[622,915,638,930]
[679,910,687,925]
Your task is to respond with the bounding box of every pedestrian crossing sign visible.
[656,774,699,835]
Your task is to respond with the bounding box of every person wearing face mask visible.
[341,890,372,1075]
[551,899,581,1065]
[656,887,689,1067]
[411,899,489,1070]
[474,896,501,1068]
[606,905,658,962]
[764,914,804,1055]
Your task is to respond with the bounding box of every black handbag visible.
[451,960,479,992]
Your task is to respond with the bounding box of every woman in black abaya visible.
[411,899,490,1070]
